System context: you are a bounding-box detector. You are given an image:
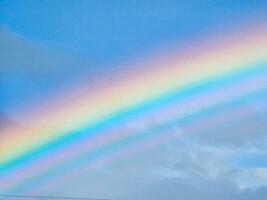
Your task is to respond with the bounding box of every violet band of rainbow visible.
[1,21,267,173]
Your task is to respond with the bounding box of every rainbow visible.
[1,21,267,193]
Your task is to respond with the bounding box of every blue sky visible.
[1,0,267,63]
[1,0,267,113]
[1,1,267,199]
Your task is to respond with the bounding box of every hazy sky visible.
[1,1,267,200]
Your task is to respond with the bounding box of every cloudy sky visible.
[1,1,267,200]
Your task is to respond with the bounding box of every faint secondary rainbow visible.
[0,21,267,172]
[2,68,267,194]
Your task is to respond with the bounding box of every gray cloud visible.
[182,101,267,149]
